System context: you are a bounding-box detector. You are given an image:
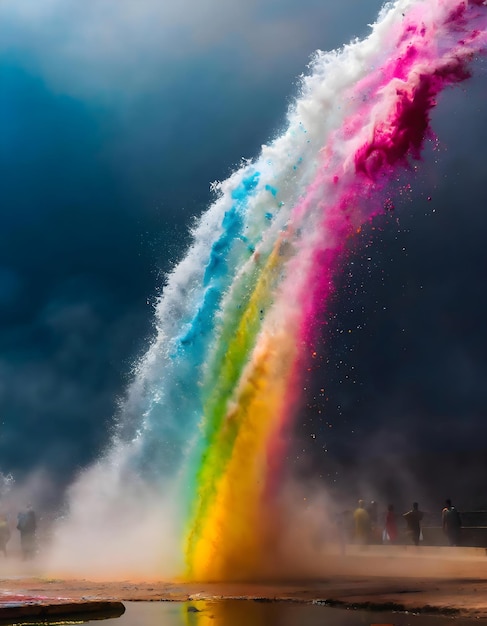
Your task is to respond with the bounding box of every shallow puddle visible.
[84,600,480,626]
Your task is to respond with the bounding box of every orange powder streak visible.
[189,323,297,581]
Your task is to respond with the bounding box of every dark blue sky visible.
[0,1,486,501]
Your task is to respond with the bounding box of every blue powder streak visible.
[133,172,261,480]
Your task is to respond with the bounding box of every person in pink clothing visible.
[384,504,398,544]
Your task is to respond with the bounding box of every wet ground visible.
[84,600,484,626]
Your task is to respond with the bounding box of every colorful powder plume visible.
[181,0,487,581]
[50,0,487,582]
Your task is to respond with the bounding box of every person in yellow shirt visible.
[353,499,371,545]
[0,515,11,557]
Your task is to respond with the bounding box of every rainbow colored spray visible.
[118,0,487,581]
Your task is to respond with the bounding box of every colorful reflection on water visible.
[92,600,479,626]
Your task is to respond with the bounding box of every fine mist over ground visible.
[40,471,401,582]
[24,469,487,583]
[45,450,183,580]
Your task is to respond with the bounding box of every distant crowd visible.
[339,498,462,548]
[0,499,465,560]
[0,505,37,560]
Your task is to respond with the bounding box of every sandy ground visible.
[2,547,487,619]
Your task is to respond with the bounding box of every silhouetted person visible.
[403,502,424,546]
[384,504,397,544]
[353,499,371,545]
[17,505,36,560]
[0,515,10,557]
[442,499,462,546]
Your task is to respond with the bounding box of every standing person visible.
[0,515,10,557]
[353,499,371,545]
[442,499,462,546]
[403,502,424,546]
[17,505,37,560]
[383,504,398,544]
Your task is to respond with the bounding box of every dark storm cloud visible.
[0,63,156,482]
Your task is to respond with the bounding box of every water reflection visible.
[97,600,478,626]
